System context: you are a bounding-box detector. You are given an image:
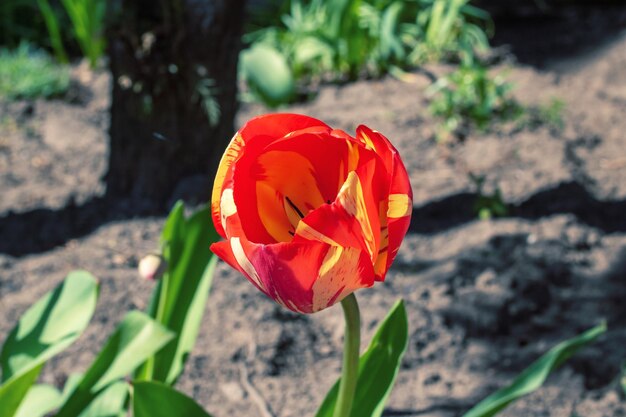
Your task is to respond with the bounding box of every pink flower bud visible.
[138,254,167,281]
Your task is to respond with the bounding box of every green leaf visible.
[0,271,98,417]
[316,299,409,417]
[379,2,405,61]
[80,381,128,417]
[133,380,213,417]
[55,311,174,417]
[14,384,62,417]
[140,203,220,384]
[240,44,295,107]
[46,373,127,416]
[462,323,607,417]
[0,365,42,417]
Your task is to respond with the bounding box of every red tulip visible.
[210,114,412,313]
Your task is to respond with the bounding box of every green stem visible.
[333,293,361,417]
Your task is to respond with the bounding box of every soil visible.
[2,7,626,417]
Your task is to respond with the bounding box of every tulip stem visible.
[334,293,361,417]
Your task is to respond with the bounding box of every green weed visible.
[59,0,106,67]
[0,43,70,100]
[518,97,566,132]
[242,0,492,106]
[469,173,508,220]
[428,63,520,141]
[36,0,69,63]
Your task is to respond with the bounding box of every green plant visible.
[0,201,220,417]
[462,323,606,417]
[36,0,69,63]
[469,173,508,220]
[537,98,565,130]
[428,63,520,140]
[315,300,408,417]
[59,0,106,67]
[136,202,220,384]
[243,0,493,106]
[519,97,566,132]
[195,78,221,127]
[239,44,295,107]
[0,271,98,417]
[412,0,491,64]
[0,43,70,100]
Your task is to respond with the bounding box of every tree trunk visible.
[106,0,245,206]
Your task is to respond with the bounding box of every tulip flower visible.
[210,113,412,314]
[210,113,412,416]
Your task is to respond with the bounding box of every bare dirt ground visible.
[1,7,626,417]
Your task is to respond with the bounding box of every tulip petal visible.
[311,245,374,312]
[211,132,244,238]
[356,125,413,275]
[238,113,331,142]
[356,125,412,195]
[211,238,374,313]
[294,154,389,273]
[212,114,331,238]
[231,130,377,245]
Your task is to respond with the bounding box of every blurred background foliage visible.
[0,0,573,142]
[242,0,493,104]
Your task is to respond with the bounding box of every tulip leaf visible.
[14,384,62,417]
[0,271,98,417]
[240,44,295,107]
[55,311,174,417]
[80,381,128,417]
[462,322,607,417]
[56,374,128,417]
[133,380,213,417]
[316,299,409,417]
[0,365,42,417]
[139,202,220,385]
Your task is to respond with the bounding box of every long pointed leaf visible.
[133,381,213,417]
[55,311,174,417]
[141,203,220,384]
[462,323,607,417]
[80,381,128,417]
[14,383,62,417]
[0,271,98,417]
[316,299,409,417]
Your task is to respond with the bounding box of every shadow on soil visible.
[410,181,626,235]
[1,181,624,257]
[441,233,626,391]
[485,2,626,68]
[0,196,161,257]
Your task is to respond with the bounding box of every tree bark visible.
[106,0,245,206]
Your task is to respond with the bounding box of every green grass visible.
[428,63,520,141]
[242,0,492,106]
[0,43,70,100]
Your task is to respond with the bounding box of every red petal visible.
[212,114,331,238]
[211,237,374,313]
[239,113,330,142]
[356,125,412,275]
[294,153,390,268]
[232,129,374,244]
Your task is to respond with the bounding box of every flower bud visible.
[210,114,412,313]
[138,253,167,281]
